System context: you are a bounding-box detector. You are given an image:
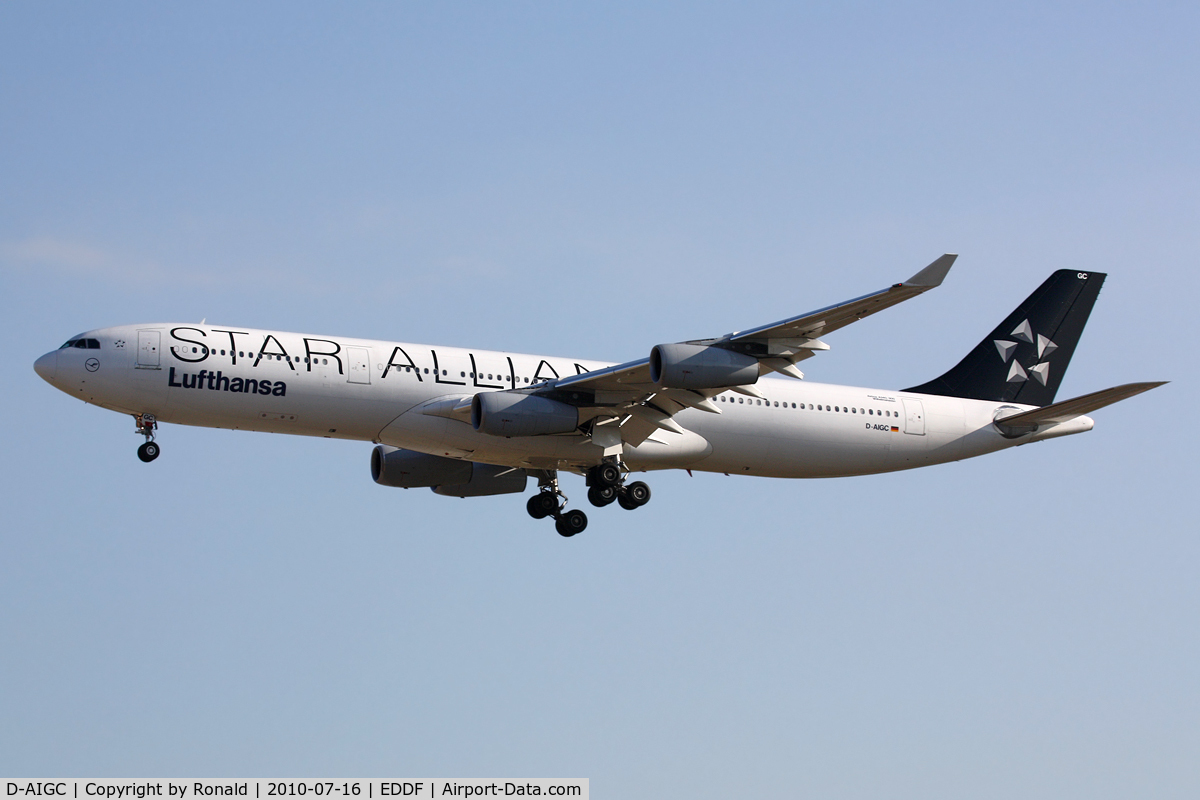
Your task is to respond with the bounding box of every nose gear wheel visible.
[133,414,160,462]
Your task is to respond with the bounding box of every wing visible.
[528,254,958,445]
[722,253,957,344]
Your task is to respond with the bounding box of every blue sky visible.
[2,3,1197,797]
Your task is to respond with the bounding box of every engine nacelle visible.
[371,445,472,488]
[432,464,528,497]
[649,343,759,389]
[372,446,528,496]
[471,391,579,437]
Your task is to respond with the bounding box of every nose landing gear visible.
[134,414,160,462]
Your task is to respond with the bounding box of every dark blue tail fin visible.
[904,269,1105,406]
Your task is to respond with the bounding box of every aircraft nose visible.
[34,350,58,383]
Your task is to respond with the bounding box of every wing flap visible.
[553,358,653,392]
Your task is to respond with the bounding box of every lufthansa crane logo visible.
[85,358,100,372]
[994,319,1055,385]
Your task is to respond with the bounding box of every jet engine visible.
[371,445,528,496]
[471,391,579,437]
[432,463,528,497]
[649,343,759,389]
[371,445,472,487]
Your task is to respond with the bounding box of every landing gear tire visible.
[587,485,617,507]
[555,509,588,537]
[137,442,160,463]
[591,462,622,488]
[618,481,650,510]
[527,492,559,520]
[625,481,651,506]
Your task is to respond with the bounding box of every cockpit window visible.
[60,338,101,349]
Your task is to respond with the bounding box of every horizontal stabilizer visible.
[995,382,1166,431]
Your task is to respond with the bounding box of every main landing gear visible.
[526,462,654,538]
[526,471,588,537]
[134,413,160,462]
[586,462,651,512]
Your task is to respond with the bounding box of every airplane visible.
[33,255,1164,537]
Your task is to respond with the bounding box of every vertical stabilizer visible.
[904,270,1105,406]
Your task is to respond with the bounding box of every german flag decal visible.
[890,426,899,432]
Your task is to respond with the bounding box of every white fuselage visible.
[35,323,1094,478]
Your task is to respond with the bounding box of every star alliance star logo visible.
[994,319,1056,385]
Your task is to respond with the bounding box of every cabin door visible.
[137,330,161,369]
[902,398,926,435]
[347,347,371,384]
